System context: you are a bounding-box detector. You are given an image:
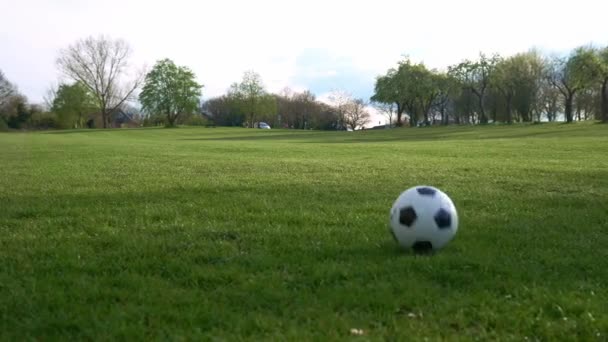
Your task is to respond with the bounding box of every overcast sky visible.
[1,0,607,112]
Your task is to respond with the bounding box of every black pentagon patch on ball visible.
[416,187,437,196]
[399,207,417,227]
[434,208,452,229]
[412,241,433,254]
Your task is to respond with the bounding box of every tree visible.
[449,53,500,124]
[29,105,57,130]
[0,70,19,128]
[273,88,339,130]
[43,84,58,111]
[343,98,371,130]
[574,88,598,120]
[292,90,316,129]
[311,103,340,130]
[432,73,459,125]
[491,57,517,123]
[595,46,608,122]
[52,82,96,128]
[228,71,276,128]
[277,89,318,129]
[371,63,411,127]
[0,95,30,129]
[0,69,17,107]
[538,78,562,122]
[327,89,353,130]
[253,94,278,127]
[372,101,395,126]
[452,87,476,124]
[393,61,439,127]
[139,59,203,127]
[56,35,143,128]
[414,69,443,125]
[202,95,244,127]
[0,71,30,130]
[373,60,454,127]
[492,51,546,123]
[548,47,598,123]
[512,52,545,122]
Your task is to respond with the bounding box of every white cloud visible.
[1,0,607,103]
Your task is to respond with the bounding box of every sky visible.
[1,0,607,125]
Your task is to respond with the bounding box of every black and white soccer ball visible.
[389,185,458,253]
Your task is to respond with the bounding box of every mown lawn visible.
[1,123,607,340]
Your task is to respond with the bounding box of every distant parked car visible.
[258,122,271,129]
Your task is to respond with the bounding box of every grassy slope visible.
[0,123,607,340]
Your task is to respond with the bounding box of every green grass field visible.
[1,123,607,340]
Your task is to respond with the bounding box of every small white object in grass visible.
[350,329,364,336]
[389,185,459,253]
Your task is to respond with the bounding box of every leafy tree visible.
[372,59,439,127]
[371,68,408,126]
[432,73,458,125]
[0,70,19,128]
[492,51,546,123]
[537,78,562,122]
[52,82,96,128]
[594,46,608,122]
[139,58,203,127]
[513,52,545,122]
[0,69,17,107]
[548,47,599,123]
[371,69,405,127]
[0,94,29,129]
[228,71,276,128]
[449,53,500,124]
[29,107,57,129]
[9,98,29,129]
[413,68,442,125]
[311,103,340,130]
[202,95,245,127]
[491,57,517,123]
[452,87,477,124]
[574,88,599,121]
[252,94,277,127]
[57,35,143,128]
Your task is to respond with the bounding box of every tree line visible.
[372,47,608,126]
[202,80,370,130]
[1,35,607,131]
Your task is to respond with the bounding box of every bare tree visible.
[327,89,352,129]
[56,35,143,128]
[43,83,58,111]
[344,98,371,130]
[372,101,395,127]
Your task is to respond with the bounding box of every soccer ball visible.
[389,185,458,253]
